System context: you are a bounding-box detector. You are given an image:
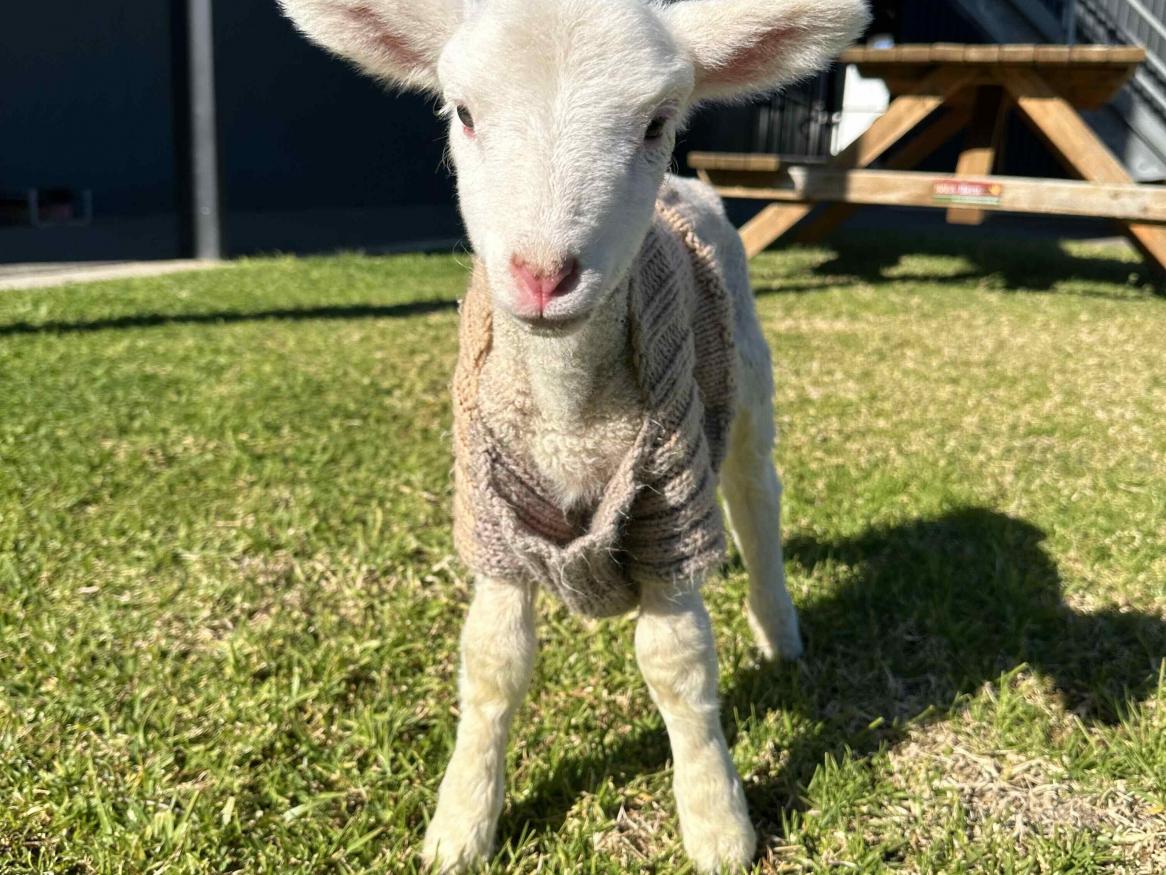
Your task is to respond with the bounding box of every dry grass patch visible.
[877,717,1166,873]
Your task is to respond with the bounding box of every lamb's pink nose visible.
[509,255,580,313]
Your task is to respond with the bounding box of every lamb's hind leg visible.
[721,402,804,661]
[636,581,755,873]
[422,577,536,872]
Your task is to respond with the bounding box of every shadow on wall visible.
[500,507,1166,844]
[750,227,1166,297]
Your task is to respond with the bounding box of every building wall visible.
[0,0,178,216]
[0,0,455,229]
[212,0,455,213]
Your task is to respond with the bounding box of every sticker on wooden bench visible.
[932,180,1004,206]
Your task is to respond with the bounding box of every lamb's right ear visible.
[278,0,464,93]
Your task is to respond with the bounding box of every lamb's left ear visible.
[662,0,871,103]
[278,0,464,93]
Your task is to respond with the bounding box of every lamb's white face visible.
[439,0,690,328]
[279,0,871,328]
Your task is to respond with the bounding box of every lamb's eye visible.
[456,104,475,132]
[644,115,668,142]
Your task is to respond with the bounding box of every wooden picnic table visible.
[689,44,1166,274]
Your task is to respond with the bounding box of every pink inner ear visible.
[706,24,797,86]
[344,4,430,71]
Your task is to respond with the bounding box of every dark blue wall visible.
[0,0,178,216]
[0,0,455,223]
[214,0,455,212]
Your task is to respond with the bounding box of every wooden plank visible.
[997,45,1038,63]
[839,44,1145,67]
[798,106,971,243]
[947,86,1009,225]
[734,68,974,256]
[705,167,1166,224]
[689,152,812,172]
[930,44,968,63]
[1005,67,1166,273]
[1069,44,1116,61]
[689,152,776,171]
[1034,45,1073,64]
[900,45,940,64]
[738,204,808,257]
[839,46,927,64]
[1066,45,1145,64]
[963,45,1002,63]
[842,42,1142,105]
[698,168,787,189]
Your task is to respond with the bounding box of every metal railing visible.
[749,71,840,158]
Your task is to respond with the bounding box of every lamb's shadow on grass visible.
[752,234,1165,297]
[500,507,1166,845]
[0,300,457,337]
[727,508,1166,828]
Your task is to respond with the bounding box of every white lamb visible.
[279,0,869,870]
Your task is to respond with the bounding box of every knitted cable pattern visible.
[451,198,736,618]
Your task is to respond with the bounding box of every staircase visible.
[950,0,1166,180]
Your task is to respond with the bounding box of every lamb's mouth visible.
[514,312,588,335]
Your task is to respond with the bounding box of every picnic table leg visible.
[739,204,812,257]
[1005,69,1166,275]
[738,69,973,257]
[947,86,1009,225]
[798,105,971,244]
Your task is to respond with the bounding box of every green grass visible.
[1,234,1164,873]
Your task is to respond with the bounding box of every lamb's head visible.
[280,0,869,330]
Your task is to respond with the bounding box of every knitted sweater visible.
[452,198,736,618]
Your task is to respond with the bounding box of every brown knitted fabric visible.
[452,200,736,618]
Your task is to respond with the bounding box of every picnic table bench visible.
[689,44,1166,274]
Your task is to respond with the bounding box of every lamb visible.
[278,0,870,871]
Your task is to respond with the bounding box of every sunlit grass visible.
[1,235,1163,872]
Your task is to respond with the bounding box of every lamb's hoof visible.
[683,813,757,873]
[421,816,492,873]
[747,605,804,663]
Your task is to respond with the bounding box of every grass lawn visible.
[2,234,1164,873]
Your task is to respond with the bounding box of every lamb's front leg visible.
[422,577,536,872]
[635,582,755,873]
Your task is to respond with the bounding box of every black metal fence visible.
[749,72,843,158]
